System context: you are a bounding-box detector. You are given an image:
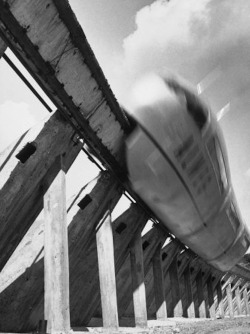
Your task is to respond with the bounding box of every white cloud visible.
[117,0,250,110]
[0,100,36,152]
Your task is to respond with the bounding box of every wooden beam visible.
[0,37,6,56]
[182,263,195,318]
[152,243,167,321]
[235,286,242,315]
[226,283,234,319]
[86,204,148,323]
[0,172,120,332]
[168,256,183,317]
[0,0,128,175]
[0,111,81,270]
[96,209,118,329]
[206,275,216,319]
[130,230,147,328]
[195,270,206,318]
[44,156,70,334]
[243,288,250,315]
[116,226,166,320]
[216,280,225,319]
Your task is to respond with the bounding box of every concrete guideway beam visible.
[0,0,129,175]
[0,111,81,271]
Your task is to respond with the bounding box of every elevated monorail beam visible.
[0,0,129,177]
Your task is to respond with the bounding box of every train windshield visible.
[165,78,208,131]
[207,137,228,194]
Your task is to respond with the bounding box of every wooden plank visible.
[44,156,70,333]
[130,230,147,328]
[152,243,167,321]
[96,209,118,329]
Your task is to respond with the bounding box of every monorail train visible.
[125,73,250,271]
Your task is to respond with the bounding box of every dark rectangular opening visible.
[16,142,36,163]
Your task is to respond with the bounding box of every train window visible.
[165,78,208,130]
[227,204,240,232]
[207,137,228,193]
[185,92,207,130]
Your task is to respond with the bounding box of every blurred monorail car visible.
[125,73,250,271]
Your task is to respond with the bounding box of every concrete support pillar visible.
[216,281,225,319]
[243,288,250,315]
[152,244,167,321]
[168,256,183,317]
[207,275,216,319]
[96,209,119,330]
[196,270,206,318]
[235,286,242,315]
[44,157,70,334]
[183,264,195,318]
[130,230,147,328]
[226,284,234,319]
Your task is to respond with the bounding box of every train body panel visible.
[126,74,250,271]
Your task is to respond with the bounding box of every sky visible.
[1,0,250,226]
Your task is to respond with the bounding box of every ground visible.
[174,317,250,334]
[83,316,250,334]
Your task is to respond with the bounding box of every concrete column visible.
[44,156,70,334]
[130,230,147,328]
[226,284,234,319]
[182,263,195,318]
[216,281,225,319]
[235,286,242,315]
[196,270,206,318]
[168,256,183,317]
[207,275,216,319]
[152,244,167,321]
[243,288,250,315]
[96,209,119,330]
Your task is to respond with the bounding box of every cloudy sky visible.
[1,0,250,225]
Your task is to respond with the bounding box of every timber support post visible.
[168,255,183,317]
[152,243,167,321]
[216,281,225,319]
[182,263,195,318]
[226,283,234,319]
[195,270,206,318]
[130,230,148,328]
[96,206,119,330]
[243,287,250,315]
[207,275,216,319]
[235,286,242,315]
[44,155,71,334]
